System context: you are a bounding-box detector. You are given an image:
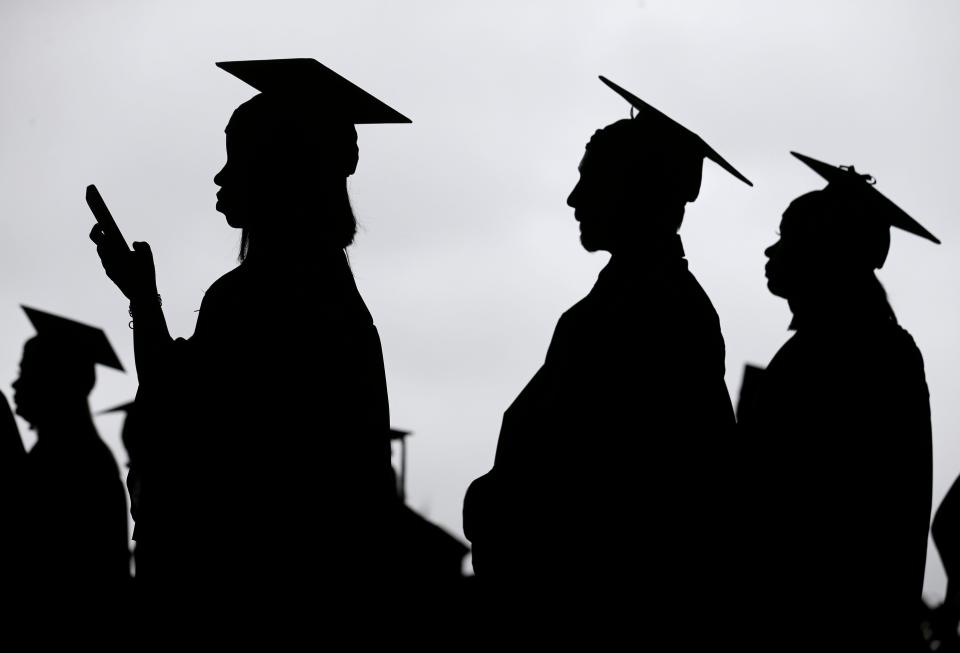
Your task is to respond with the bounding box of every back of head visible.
[783,187,892,272]
[588,118,705,206]
[576,119,702,240]
[228,92,360,178]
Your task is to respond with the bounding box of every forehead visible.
[19,337,52,371]
[577,148,591,172]
[19,337,38,362]
[577,142,625,175]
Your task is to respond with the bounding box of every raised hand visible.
[89,228,158,302]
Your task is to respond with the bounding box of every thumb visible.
[132,241,158,287]
[132,240,152,255]
[132,240,155,263]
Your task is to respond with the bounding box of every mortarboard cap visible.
[22,306,124,372]
[599,75,753,188]
[217,58,411,124]
[791,151,940,245]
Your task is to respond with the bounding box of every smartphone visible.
[85,184,130,252]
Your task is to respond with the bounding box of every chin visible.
[224,213,246,229]
[579,228,603,252]
[766,279,788,299]
[579,236,611,253]
[579,236,600,252]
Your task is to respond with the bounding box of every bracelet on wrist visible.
[128,294,162,329]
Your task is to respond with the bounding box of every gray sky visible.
[2,0,958,600]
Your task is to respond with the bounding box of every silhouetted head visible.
[212,59,410,260]
[764,189,886,300]
[567,77,751,254]
[13,338,95,428]
[765,152,940,305]
[12,307,123,429]
[567,119,705,252]
[214,95,360,253]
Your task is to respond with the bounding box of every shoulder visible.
[879,323,928,379]
[201,265,247,306]
[554,263,724,336]
[675,268,723,330]
[194,266,248,336]
[885,322,924,356]
[841,320,926,371]
[775,322,928,389]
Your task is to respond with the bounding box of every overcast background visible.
[1,0,958,600]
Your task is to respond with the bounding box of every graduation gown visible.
[134,252,396,601]
[21,425,130,592]
[464,236,736,624]
[737,303,932,649]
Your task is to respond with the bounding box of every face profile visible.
[214,130,258,230]
[11,339,43,427]
[767,152,941,304]
[12,339,95,429]
[764,194,862,302]
[565,78,751,257]
[213,123,294,231]
[212,59,409,256]
[764,209,805,300]
[567,150,627,253]
[12,308,123,430]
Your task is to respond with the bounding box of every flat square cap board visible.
[22,306,124,371]
[599,75,752,188]
[217,58,411,124]
[791,151,940,244]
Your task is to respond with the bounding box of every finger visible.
[132,241,155,262]
[95,243,111,266]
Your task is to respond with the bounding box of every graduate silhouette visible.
[89,59,407,619]
[98,400,147,581]
[928,473,960,649]
[6,307,130,599]
[738,152,937,650]
[463,76,750,635]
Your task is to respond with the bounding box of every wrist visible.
[129,287,161,305]
[128,293,162,329]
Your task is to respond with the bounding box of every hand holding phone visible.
[87,184,156,301]
[86,184,130,252]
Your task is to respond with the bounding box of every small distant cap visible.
[217,58,411,124]
[599,75,753,188]
[791,151,940,244]
[22,306,124,371]
[98,400,136,416]
[389,428,411,441]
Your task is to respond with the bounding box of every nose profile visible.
[567,181,580,209]
[213,164,226,188]
[765,241,779,258]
